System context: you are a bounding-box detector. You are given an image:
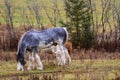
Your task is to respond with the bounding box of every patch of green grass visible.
[0,59,119,80]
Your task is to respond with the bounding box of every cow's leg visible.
[51,45,62,65]
[55,50,62,65]
[63,46,71,64]
[59,45,72,65]
[61,53,66,65]
[54,45,62,65]
[55,45,66,65]
[27,52,35,70]
[61,45,67,65]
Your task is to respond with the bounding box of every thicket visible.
[64,0,120,51]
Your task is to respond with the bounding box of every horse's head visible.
[16,53,26,71]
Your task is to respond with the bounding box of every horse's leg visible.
[33,48,43,70]
[27,52,35,70]
[17,46,27,71]
[17,61,24,71]
[34,53,43,70]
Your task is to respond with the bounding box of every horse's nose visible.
[20,68,22,71]
[20,68,24,71]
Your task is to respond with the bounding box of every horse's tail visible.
[63,27,68,44]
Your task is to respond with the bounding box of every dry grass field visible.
[0,0,120,80]
[0,50,119,80]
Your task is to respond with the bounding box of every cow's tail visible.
[63,27,68,44]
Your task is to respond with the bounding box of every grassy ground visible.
[0,59,119,80]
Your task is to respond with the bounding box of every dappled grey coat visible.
[16,27,68,66]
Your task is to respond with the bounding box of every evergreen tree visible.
[65,0,94,49]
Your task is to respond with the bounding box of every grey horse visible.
[16,27,70,71]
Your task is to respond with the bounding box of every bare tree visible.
[0,0,15,50]
[112,1,120,50]
[101,0,113,32]
[92,0,120,51]
[99,0,113,48]
[26,2,34,28]
[19,7,27,30]
[52,0,61,26]
[41,0,63,27]
[26,0,43,29]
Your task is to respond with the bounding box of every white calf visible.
[27,45,71,70]
[41,45,71,65]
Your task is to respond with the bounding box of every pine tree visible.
[65,0,94,49]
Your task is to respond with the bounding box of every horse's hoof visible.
[37,67,43,70]
[17,68,24,71]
